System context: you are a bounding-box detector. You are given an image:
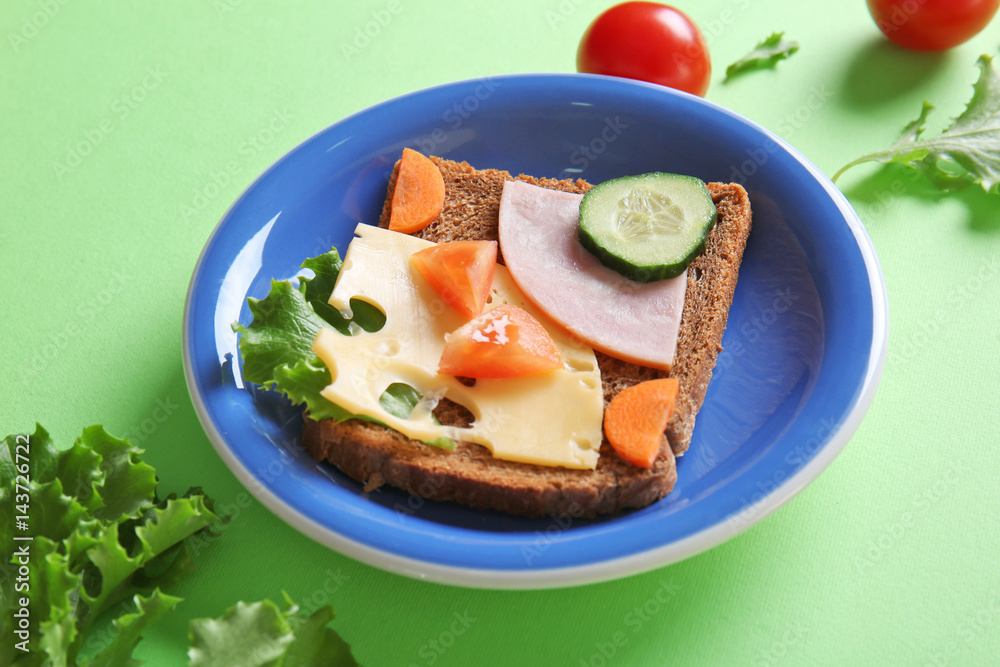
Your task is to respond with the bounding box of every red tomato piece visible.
[411,240,498,318]
[438,305,562,379]
[867,0,999,51]
[577,2,712,97]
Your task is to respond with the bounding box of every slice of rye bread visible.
[301,156,752,518]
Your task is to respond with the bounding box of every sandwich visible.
[284,154,752,518]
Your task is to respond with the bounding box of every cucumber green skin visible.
[578,173,717,283]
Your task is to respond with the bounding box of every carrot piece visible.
[388,148,446,234]
[603,378,680,468]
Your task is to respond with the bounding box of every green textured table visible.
[3,1,999,665]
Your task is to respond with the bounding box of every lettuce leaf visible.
[834,54,1000,193]
[86,590,183,667]
[1,425,361,665]
[234,278,342,388]
[0,425,221,666]
[233,247,454,450]
[725,32,799,80]
[187,594,358,667]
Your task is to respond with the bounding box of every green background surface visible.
[3,0,1000,665]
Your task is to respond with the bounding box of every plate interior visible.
[185,75,882,581]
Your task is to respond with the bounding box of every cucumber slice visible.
[578,172,717,282]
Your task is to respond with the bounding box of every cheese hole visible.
[375,340,400,357]
[432,396,475,428]
[571,436,594,451]
[349,297,387,332]
[580,376,599,390]
[379,382,424,419]
[564,358,595,373]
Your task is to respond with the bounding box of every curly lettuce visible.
[232,247,454,449]
[834,54,1000,194]
[0,425,359,666]
[1,425,219,666]
[725,32,800,80]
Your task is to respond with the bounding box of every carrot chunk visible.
[388,148,446,234]
[604,378,680,468]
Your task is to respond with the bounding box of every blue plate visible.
[183,74,888,589]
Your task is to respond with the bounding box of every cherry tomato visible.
[577,2,711,97]
[867,0,999,51]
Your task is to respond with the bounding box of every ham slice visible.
[498,180,686,371]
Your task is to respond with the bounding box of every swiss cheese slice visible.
[312,223,604,470]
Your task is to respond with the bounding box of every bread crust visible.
[301,158,751,518]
